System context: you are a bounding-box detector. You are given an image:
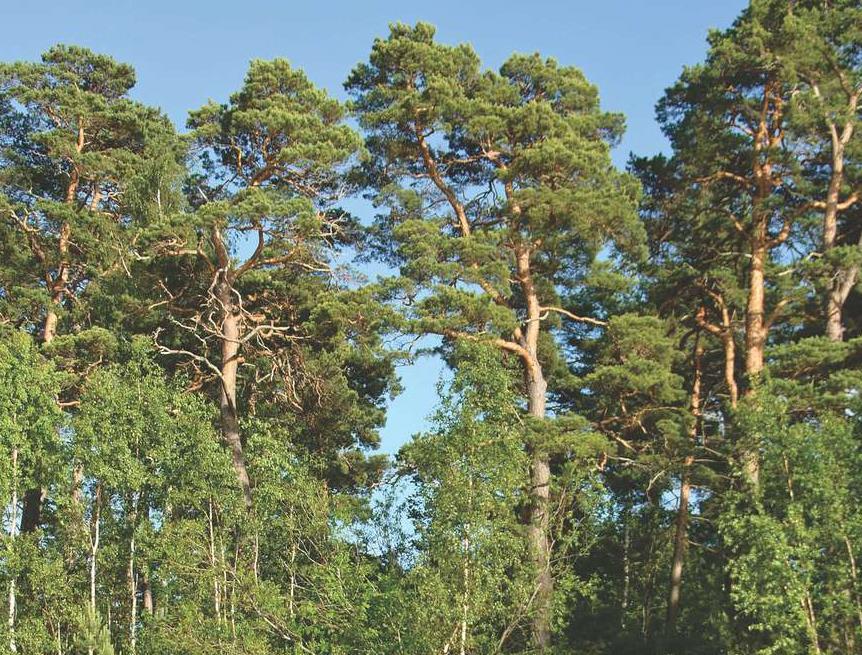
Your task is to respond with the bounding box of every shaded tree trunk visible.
[826,267,859,343]
[666,474,691,629]
[824,149,847,342]
[142,569,153,616]
[621,514,630,630]
[822,198,860,343]
[19,488,45,534]
[666,336,703,631]
[216,279,253,510]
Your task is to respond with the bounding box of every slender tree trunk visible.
[288,543,297,619]
[459,474,473,655]
[667,337,703,631]
[843,534,862,637]
[642,529,657,640]
[666,474,690,626]
[128,538,137,655]
[216,280,253,509]
[90,488,100,614]
[229,540,237,641]
[207,499,220,623]
[819,101,858,342]
[88,485,101,655]
[621,510,630,630]
[696,303,737,408]
[43,198,73,344]
[802,592,822,655]
[722,331,738,410]
[128,494,138,655]
[8,447,18,654]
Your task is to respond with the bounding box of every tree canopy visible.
[0,3,861,653]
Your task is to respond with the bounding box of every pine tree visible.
[0,45,181,530]
[654,1,815,485]
[155,58,364,508]
[779,0,862,341]
[348,24,642,648]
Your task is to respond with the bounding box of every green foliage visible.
[395,344,532,653]
[0,8,860,655]
[0,44,182,339]
[0,331,63,492]
[721,388,862,653]
[347,23,643,348]
[78,607,116,655]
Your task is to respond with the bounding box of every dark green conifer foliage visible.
[0,45,180,343]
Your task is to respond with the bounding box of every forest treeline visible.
[0,1,860,653]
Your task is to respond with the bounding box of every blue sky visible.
[1,0,747,453]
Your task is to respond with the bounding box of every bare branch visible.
[538,306,607,327]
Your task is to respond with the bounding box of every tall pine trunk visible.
[23,172,75,533]
[744,237,767,382]
[210,221,253,510]
[518,248,553,651]
[526,362,551,650]
[742,231,767,486]
[216,279,253,510]
[824,151,845,341]
[666,337,703,630]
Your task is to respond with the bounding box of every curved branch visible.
[539,306,607,327]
